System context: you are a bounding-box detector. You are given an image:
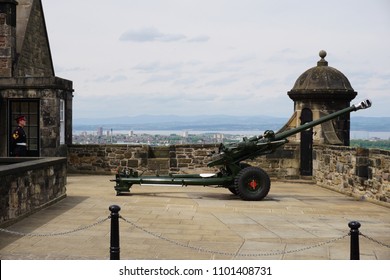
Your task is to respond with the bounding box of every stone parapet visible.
[246,143,300,179]
[313,145,389,204]
[0,157,67,226]
[67,144,220,175]
[68,143,389,205]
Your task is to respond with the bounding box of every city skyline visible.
[43,0,389,118]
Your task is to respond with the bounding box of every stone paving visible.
[0,175,389,260]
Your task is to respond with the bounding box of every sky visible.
[42,0,390,119]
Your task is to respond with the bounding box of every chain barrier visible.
[1,214,389,257]
[120,215,349,257]
[0,217,110,237]
[360,232,390,249]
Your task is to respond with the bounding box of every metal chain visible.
[2,214,388,256]
[360,232,390,248]
[0,217,110,237]
[119,215,349,257]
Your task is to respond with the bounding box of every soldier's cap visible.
[15,115,26,122]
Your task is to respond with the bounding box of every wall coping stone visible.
[0,157,67,176]
[0,77,73,90]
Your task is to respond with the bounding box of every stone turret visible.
[286,50,357,146]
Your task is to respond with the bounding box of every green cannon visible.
[112,99,372,200]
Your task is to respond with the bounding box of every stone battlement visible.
[0,157,67,226]
[67,144,389,205]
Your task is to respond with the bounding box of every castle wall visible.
[14,0,54,77]
[0,157,67,226]
[67,143,389,205]
[67,144,220,175]
[0,0,74,157]
[313,145,390,205]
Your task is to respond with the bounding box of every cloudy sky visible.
[42,0,390,119]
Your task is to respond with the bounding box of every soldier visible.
[10,115,28,157]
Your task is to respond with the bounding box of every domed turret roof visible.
[288,50,357,101]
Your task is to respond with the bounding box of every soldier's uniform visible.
[10,116,28,157]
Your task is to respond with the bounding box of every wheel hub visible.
[249,179,258,190]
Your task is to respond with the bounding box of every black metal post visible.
[109,205,121,260]
[348,221,361,260]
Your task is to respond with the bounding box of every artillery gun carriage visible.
[112,100,372,200]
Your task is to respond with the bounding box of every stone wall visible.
[0,2,17,78]
[0,157,67,226]
[0,77,73,157]
[67,143,389,205]
[67,143,301,176]
[0,0,74,158]
[246,143,300,178]
[14,0,54,77]
[67,144,220,175]
[313,145,390,205]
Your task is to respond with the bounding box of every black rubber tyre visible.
[234,167,270,201]
[226,163,251,195]
[228,187,238,195]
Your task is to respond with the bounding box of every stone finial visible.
[317,50,328,66]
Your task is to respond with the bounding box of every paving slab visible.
[0,174,389,260]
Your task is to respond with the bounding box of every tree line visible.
[350,140,390,150]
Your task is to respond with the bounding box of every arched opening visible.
[300,108,313,176]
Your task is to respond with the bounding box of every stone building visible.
[0,0,73,157]
[280,50,358,175]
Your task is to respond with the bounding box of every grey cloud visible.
[119,27,209,43]
[186,92,218,102]
[173,77,198,86]
[119,27,186,42]
[92,75,111,83]
[134,61,183,73]
[205,76,238,87]
[111,75,128,82]
[55,65,86,73]
[187,35,210,43]
[253,78,278,89]
[133,62,161,72]
[143,74,176,84]
[227,54,257,64]
[89,75,127,83]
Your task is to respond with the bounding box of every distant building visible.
[97,127,103,137]
[213,133,224,142]
[0,0,74,157]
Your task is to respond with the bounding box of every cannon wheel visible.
[234,167,270,201]
[115,182,133,196]
[228,187,238,195]
[227,162,251,195]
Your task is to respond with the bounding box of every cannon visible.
[112,99,372,200]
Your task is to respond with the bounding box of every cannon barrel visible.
[273,99,372,141]
[207,99,372,168]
